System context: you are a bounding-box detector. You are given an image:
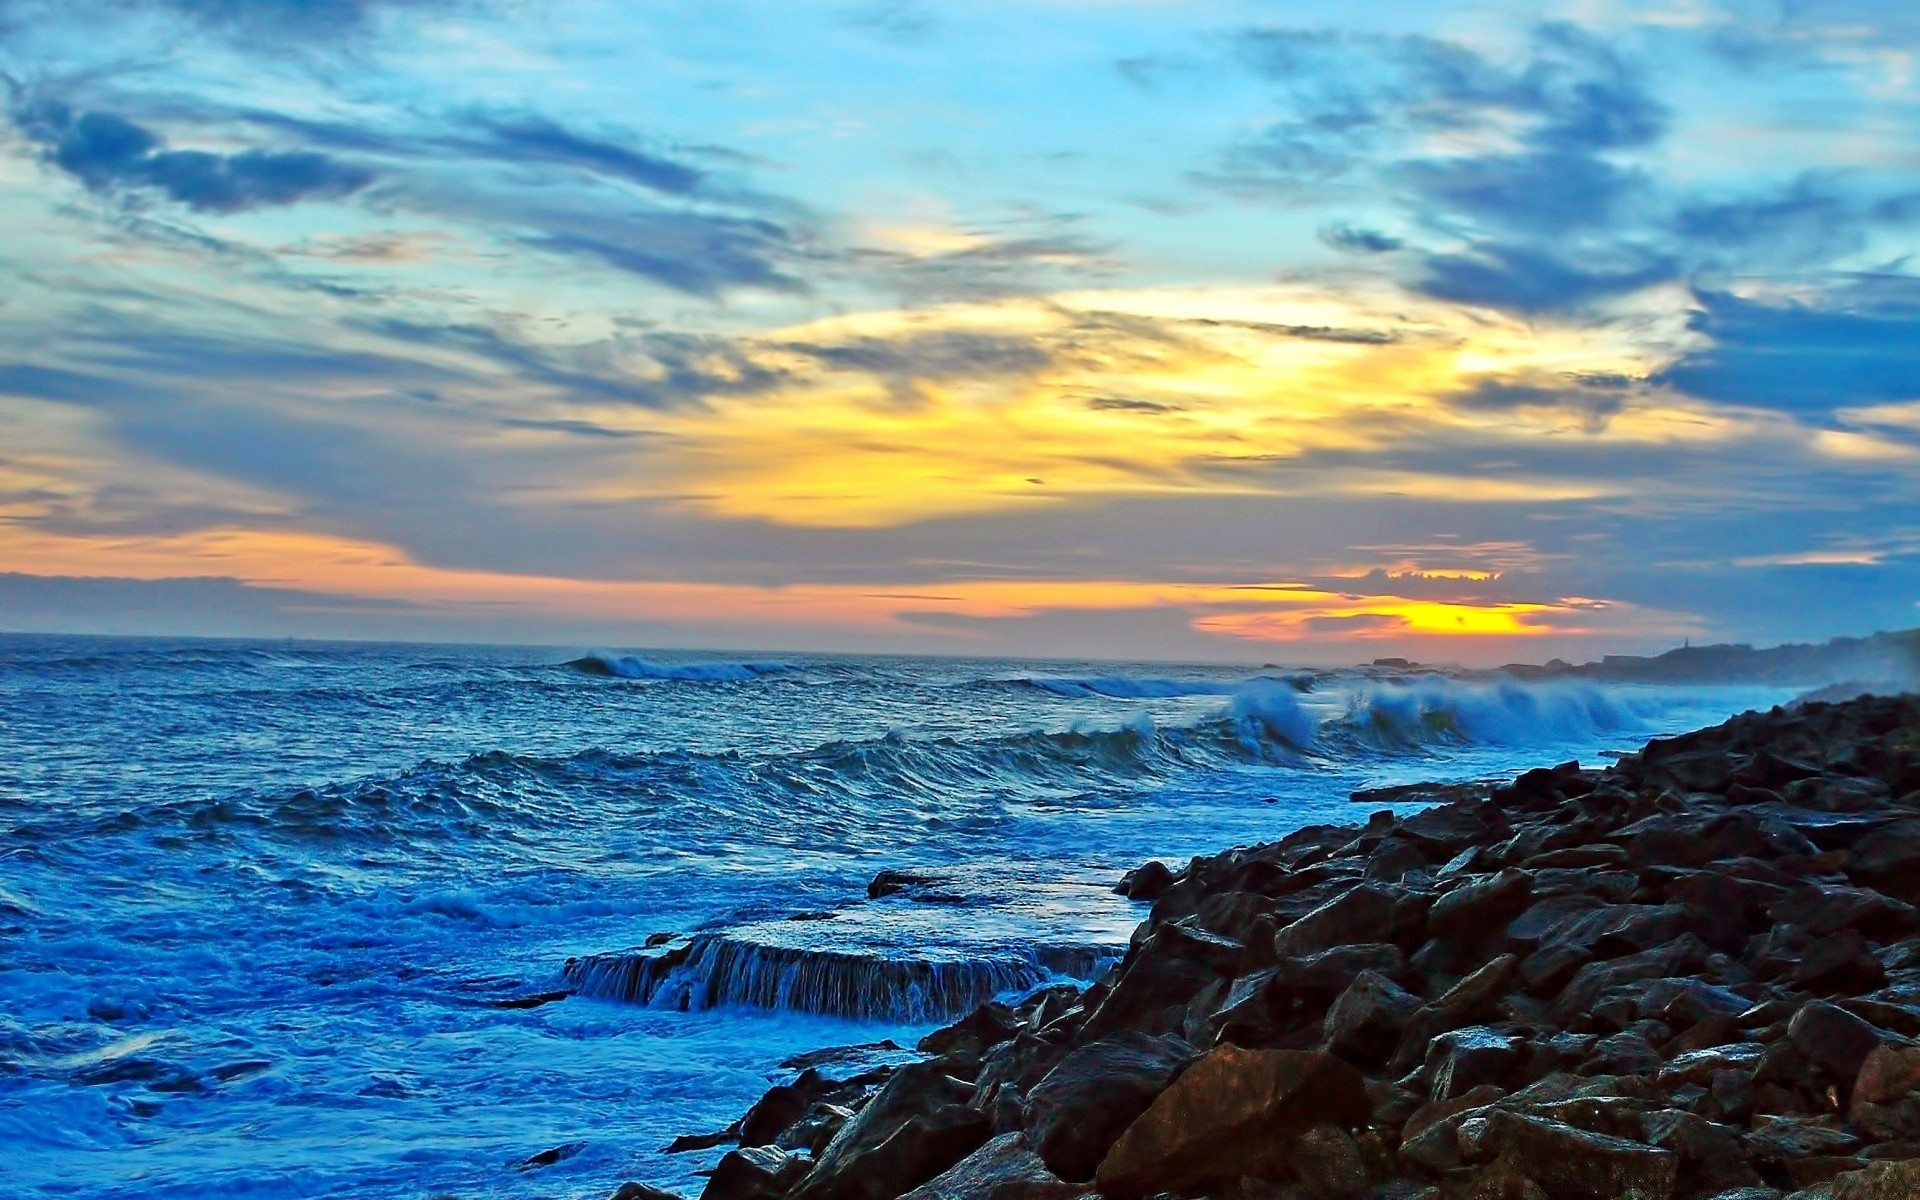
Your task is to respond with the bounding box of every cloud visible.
[16,102,374,213]
[1416,244,1676,313]
[0,0,471,47]
[461,113,705,195]
[1657,286,1920,415]
[1320,224,1402,254]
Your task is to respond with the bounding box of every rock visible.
[1390,956,1521,1074]
[1291,1122,1369,1200]
[1273,884,1399,958]
[1845,819,1920,905]
[1787,1001,1902,1083]
[1641,1109,1764,1196]
[1093,1046,1368,1199]
[1850,1044,1920,1141]
[1471,1109,1676,1200]
[1745,1114,1861,1165]
[1079,924,1241,1040]
[1273,942,1407,1003]
[1366,838,1430,883]
[793,1061,988,1200]
[896,1133,1083,1200]
[1657,1043,1767,1090]
[1826,1160,1920,1199]
[1768,885,1920,939]
[1554,936,1709,1020]
[1585,1027,1666,1076]
[1792,928,1887,996]
[666,1125,742,1154]
[1022,1032,1194,1183]
[920,1004,1019,1065]
[1426,1027,1520,1102]
[702,1146,809,1200]
[1429,869,1534,940]
[1398,804,1493,856]
[743,1073,831,1146]
[517,1141,587,1171]
[1118,860,1176,901]
[1853,1043,1920,1106]
[611,1184,684,1200]
[1324,969,1421,1065]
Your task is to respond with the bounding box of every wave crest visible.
[1332,677,1645,750]
[565,654,790,682]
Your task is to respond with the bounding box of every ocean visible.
[0,634,1795,1198]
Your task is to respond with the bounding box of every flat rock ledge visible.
[615,693,1920,1200]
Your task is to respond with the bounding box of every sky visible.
[0,0,1917,664]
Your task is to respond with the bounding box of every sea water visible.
[0,634,1796,1198]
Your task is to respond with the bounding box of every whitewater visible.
[0,634,1797,1198]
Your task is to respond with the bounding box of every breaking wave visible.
[565,935,1114,1022]
[564,654,792,682]
[1330,677,1648,750]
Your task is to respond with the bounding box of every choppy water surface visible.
[0,635,1794,1198]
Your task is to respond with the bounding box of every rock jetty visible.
[623,692,1920,1200]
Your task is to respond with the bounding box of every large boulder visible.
[1093,1046,1368,1199]
[1272,884,1399,958]
[1470,1110,1676,1200]
[1827,1160,1920,1199]
[1079,924,1241,1040]
[1323,969,1420,1066]
[701,1146,809,1200]
[1021,1032,1194,1183]
[1788,1001,1904,1084]
[897,1134,1083,1200]
[792,1061,990,1200]
[1428,869,1534,941]
[1426,1026,1520,1101]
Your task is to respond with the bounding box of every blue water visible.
[0,634,1796,1198]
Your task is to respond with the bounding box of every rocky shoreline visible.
[615,692,1920,1200]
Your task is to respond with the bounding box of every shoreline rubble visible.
[621,692,1920,1200]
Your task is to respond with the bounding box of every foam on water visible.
[0,634,1797,1198]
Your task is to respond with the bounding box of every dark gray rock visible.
[1022,1032,1193,1183]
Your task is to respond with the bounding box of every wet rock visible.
[1093,1046,1368,1199]
[1273,883,1399,958]
[611,1184,683,1200]
[1792,929,1887,996]
[743,1072,833,1147]
[792,1061,988,1200]
[1471,1109,1676,1199]
[1324,969,1421,1065]
[1429,869,1534,941]
[919,1003,1019,1066]
[1080,924,1242,1040]
[1787,1001,1903,1084]
[1641,1109,1764,1196]
[516,1141,587,1171]
[1850,1044,1920,1141]
[1822,1160,1920,1199]
[779,1042,902,1072]
[702,1147,809,1200]
[1848,820,1920,904]
[896,1133,1082,1200]
[1658,1043,1767,1091]
[667,1125,743,1154]
[1398,805,1494,856]
[1745,1114,1861,1166]
[1291,1121,1369,1200]
[1367,838,1430,883]
[1022,1032,1194,1183]
[1426,1027,1520,1102]
[1117,860,1176,902]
